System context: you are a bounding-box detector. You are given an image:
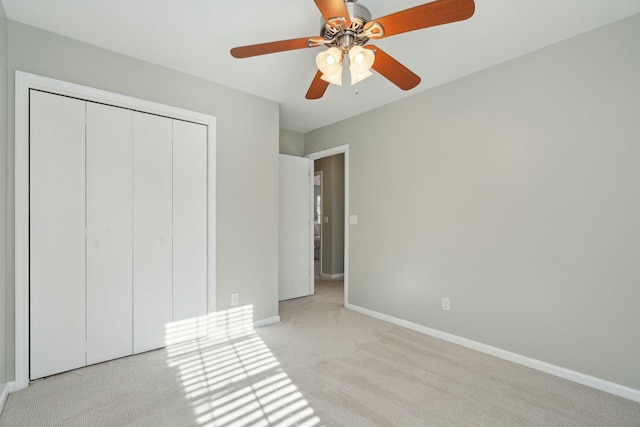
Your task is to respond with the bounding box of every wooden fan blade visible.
[306,70,330,100]
[365,46,421,90]
[314,0,351,28]
[231,37,317,58]
[365,0,475,39]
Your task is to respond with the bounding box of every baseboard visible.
[0,382,9,415]
[320,272,344,280]
[8,379,27,393]
[254,316,280,328]
[346,303,640,403]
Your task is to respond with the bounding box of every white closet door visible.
[30,91,86,379]
[133,112,173,353]
[86,103,133,365]
[173,120,208,324]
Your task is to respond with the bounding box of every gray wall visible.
[279,128,304,156]
[315,154,344,276]
[305,14,640,389]
[5,21,280,381]
[0,2,8,391]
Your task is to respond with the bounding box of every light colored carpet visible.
[1,279,639,426]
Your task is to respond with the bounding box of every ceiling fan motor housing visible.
[320,0,372,51]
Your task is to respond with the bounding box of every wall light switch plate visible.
[349,215,358,225]
[231,293,239,306]
[324,216,329,224]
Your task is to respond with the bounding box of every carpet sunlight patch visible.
[165,306,322,427]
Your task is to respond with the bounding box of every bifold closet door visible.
[86,103,133,365]
[133,112,173,353]
[173,120,208,323]
[30,91,87,379]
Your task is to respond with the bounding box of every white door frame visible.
[13,71,217,391]
[314,170,324,279]
[306,145,349,307]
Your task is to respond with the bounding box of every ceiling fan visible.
[230,0,475,100]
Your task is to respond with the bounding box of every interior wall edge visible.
[279,128,304,156]
[0,0,10,392]
[0,382,8,415]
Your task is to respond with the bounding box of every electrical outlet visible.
[231,293,239,306]
[442,297,450,311]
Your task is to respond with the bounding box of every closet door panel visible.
[30,91,86,379]
[173,120,208,323]
[86,103,133,365]
[133,112,173,353]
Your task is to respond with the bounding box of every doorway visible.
[307,145,349,307]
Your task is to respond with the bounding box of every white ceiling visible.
[3,0,640,133]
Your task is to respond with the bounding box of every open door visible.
[279,154,313,301]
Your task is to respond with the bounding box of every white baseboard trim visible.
[0,382,9,415]
[8,380,26,393]
[254,316,280,328]
[320,272,344,280]
[346,303,640,403]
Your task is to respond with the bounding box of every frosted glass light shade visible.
[349,45,375,85]
[350,69,372,85]
[321,70,343,86]
[316,47,343,86]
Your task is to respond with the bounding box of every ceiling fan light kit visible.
[348,45,375,85]
[230,0,475,100]
[316,47,344,85]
